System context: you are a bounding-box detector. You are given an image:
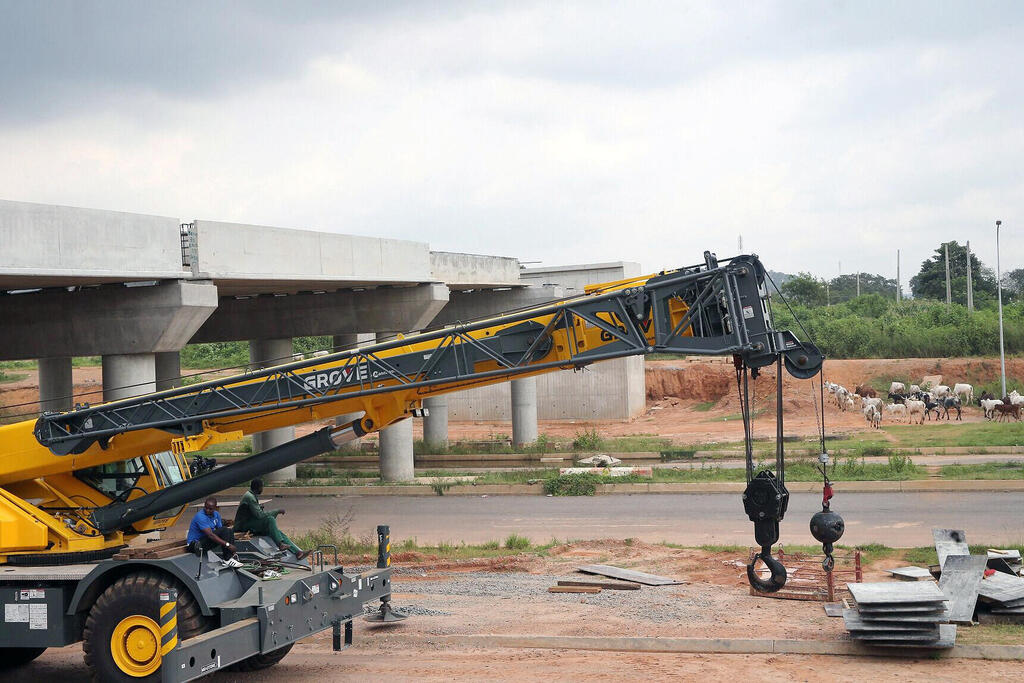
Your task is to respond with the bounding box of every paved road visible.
[176,492,1024,548]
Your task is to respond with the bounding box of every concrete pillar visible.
[38,356,73,412]
[332,334,374,452]
[155,351,181,391]
[511,377,538,447]
[250,338,297,483]
[101,353,158,538]
[376,332,416,482]
[422,396,448,450]
[102,353,156,402]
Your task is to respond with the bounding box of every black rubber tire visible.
[0,647,47,668]
[227,642,295,672]
[82,569,209,682]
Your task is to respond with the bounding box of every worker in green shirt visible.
[234,478,310,560]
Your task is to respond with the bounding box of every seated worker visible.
[186,497,236,558]
[234,478,310,560]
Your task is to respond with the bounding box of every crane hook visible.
[747,547,788,593]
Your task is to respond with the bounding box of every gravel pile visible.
[398,571,708,624]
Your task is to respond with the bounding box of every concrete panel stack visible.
[843,582,955,648]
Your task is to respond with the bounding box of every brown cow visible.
[994,403,1021,422]
[855,385,877,398]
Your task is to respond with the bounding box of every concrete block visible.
[0,199,188,288]
[430,251,522,289]
[191,220,432,294]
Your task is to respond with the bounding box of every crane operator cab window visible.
[75,457,146,501]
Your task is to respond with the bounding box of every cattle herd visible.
[824,380,1023,428]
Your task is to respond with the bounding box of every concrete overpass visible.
[0,199,641,482]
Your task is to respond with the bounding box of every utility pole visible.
[944,243,952,307]
[896,249,901,303]
[738,234,743,252]
[856,271,860,297]
[997,221,1006,396]
[966,240,974,312]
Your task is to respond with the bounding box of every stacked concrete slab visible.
[844,582,955,648]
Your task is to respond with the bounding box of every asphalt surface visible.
[193,491,1024,548]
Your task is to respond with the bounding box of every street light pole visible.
[997,220,1006,397]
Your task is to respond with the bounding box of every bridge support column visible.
[155,351,182,391]
[376,332,415,482]
[423,396,448,451]
[332,334,374,453]
[102,353,156,402]
[250,338,297,483]
[379,417,415,482]
[38,356,73,412]
[511,377,538,448]
[102,352,158,537]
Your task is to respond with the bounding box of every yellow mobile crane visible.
[0,252,826,681]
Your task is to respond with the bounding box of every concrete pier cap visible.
[0,279,219,360]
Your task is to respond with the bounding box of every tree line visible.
[775,242,1024,358]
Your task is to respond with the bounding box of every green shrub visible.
[572,428,605,451]
[504,533,531,550]
[543,473,604,496]
[887,454,912,473]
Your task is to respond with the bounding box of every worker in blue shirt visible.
[186,497,236,558]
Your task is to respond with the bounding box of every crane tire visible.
[0,647,47,668]
[227,642,294,671]
[82,569,209,682]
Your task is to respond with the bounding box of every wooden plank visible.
[557,580,640,591]
[548,586,601,594]
[577,564,684,586]
[939,555,987,625]
[934,528,969,568]
[848,581,946,605]
[141,545,187,559]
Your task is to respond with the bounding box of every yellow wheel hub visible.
[111,614,162,677]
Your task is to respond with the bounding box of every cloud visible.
[0,1,1021,283]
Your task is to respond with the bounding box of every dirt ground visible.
[16,541,1022,681]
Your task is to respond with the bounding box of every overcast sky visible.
[1,1,1021,282]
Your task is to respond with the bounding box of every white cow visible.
[905,399,926,425]
[863,404,882,429]
[909,384,921,394]
[933,385,951,399]
[861,396,883,411]
[843,396,856,412]
[980,398,1002,420]
[890,382,906,394]
[885,403,908,422]
[952,383,974,404]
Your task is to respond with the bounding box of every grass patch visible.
[958,623,1024,645]
[693,400,717,412]
[0,370,27,383]
[941,461,1024,480]
[884,422,1024,448]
